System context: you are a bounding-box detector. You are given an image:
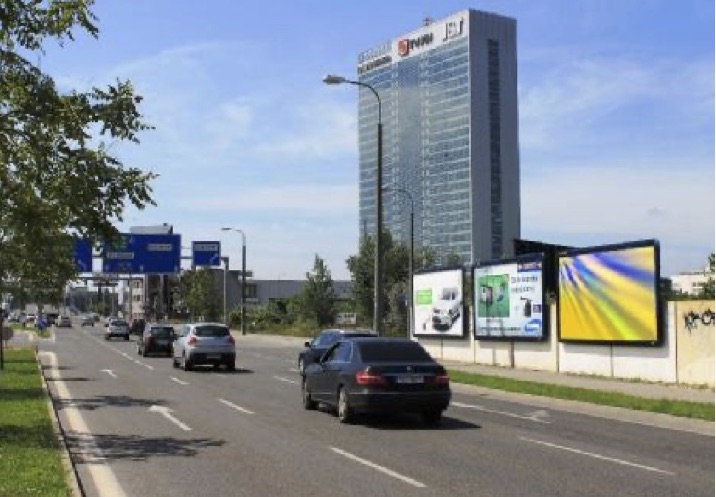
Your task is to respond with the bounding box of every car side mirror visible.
[304,341,311,348]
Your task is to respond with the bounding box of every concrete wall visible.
[417,300,714,387]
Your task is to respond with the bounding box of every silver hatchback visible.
[172,323,235,371]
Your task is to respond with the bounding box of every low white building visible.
[670,269,709,295]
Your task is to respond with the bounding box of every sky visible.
[41,0,714,281]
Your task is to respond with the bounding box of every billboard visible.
[473,255,546,340]
[558,240,661,345]
[413,267,465,338]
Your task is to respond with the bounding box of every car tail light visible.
[356,368,387,386]
[227,335,235,344]
[144,337,152,346]
[434,373,450,385]
[187,336,198,345]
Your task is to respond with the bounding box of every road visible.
[38,323,714,497]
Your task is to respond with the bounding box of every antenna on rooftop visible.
[423,17,434,26]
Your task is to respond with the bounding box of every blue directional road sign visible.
[102,233,181,274]
[192,241,221,267]
[72,238,93,273]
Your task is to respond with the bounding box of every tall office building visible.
[356,9,520,264]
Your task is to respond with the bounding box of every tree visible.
[346,230,436,333]
[178,269,220,322]
[1,1,155,299]
[295,255,336,327]
[701,252,715,299]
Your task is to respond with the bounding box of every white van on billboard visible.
[413,268,465,337]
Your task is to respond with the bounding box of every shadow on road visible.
[361,413,481,431]
[44,377,93,382]
[65,432,225,463]
[53,395,169,411]
[180,367,254,375]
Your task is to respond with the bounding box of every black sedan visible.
[137,323,175,357]
[302,337,451,425]
[297,328,377,375]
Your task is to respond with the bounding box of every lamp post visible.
[323,74,384,335]
[221,256,229,325]
[384,187,414,337]
[221,227,247,335]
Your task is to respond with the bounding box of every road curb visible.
[36,350,85,497]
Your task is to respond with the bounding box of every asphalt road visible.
[38,323,714,497]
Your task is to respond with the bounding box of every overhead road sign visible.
[72,238,93,273]
[102,233,181,274]
[192,241,221,267]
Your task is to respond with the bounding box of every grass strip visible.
[448,369,715,421]
[0,349,72,497]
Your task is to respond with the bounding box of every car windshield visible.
[112,320,128,327]
[195,325,229,337]
[358,341,433,362]
[150,327,174,337]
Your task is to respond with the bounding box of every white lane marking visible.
[40,352,129,497]
[330,447,426,488]
[520,437,675,475]
[143,363,154,371]
[274,375,298,385]
[452,401,552,424]
[101,369,117,379]
[218,398,255,415]
[171,377,189,385]
[148,405,192,431]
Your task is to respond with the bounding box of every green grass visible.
[0,350,73,497]
[448,369,715,422]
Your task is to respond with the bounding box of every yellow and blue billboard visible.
[558,240,661,344]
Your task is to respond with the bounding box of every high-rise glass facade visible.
[356,9,520,265]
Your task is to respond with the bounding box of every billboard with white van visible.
[413,267,465,338]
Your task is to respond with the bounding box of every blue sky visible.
[43,0,714,280]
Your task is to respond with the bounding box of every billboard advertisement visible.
[413,267,465,338]
[558,240,661,344]
[473,256,546,340]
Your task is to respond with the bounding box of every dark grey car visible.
[302,338,451,425]
[298,328,377,376]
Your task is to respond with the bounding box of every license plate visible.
[155,339,168,345]
[396,375,423,384]
[206,354,221,360]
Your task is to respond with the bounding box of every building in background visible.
[356,9,520,265]
[670,269,709,296]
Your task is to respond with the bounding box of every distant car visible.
[432,287,461,330]
[137,323,175,357]
[302,337,451,425]
[57,315,72,328]
[80,315,95,327]
[105,319,130,340]
[45,313,59,326]
[298,328,378,376]
[172,323,235,371]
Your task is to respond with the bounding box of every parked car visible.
[80,314,95,327]
[45,312,59,326]
[172,323,235,371]
[105,319,130,340]
[137,323,175,357]
[57,315,72,328]
[302,337,451,425]
[298,328,378,375]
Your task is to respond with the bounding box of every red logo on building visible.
[397,39,410,57]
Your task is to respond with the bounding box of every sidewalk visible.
[443,360,715,404]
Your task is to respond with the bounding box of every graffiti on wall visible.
[683,309,714,331]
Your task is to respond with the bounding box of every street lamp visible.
[221,227,247,336]
[384,187,414,337]
[323,74,384,335]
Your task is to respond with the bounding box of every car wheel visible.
[298,357,304,376]
[226,361,236,372]
[140,346,147,357]
[337,387,354,424]
[421,410,443,426]
[302,380,317,410]
[136,344,141,355]
[182,354,192,371]
[124,335,129,341]
[171,355,178,368]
